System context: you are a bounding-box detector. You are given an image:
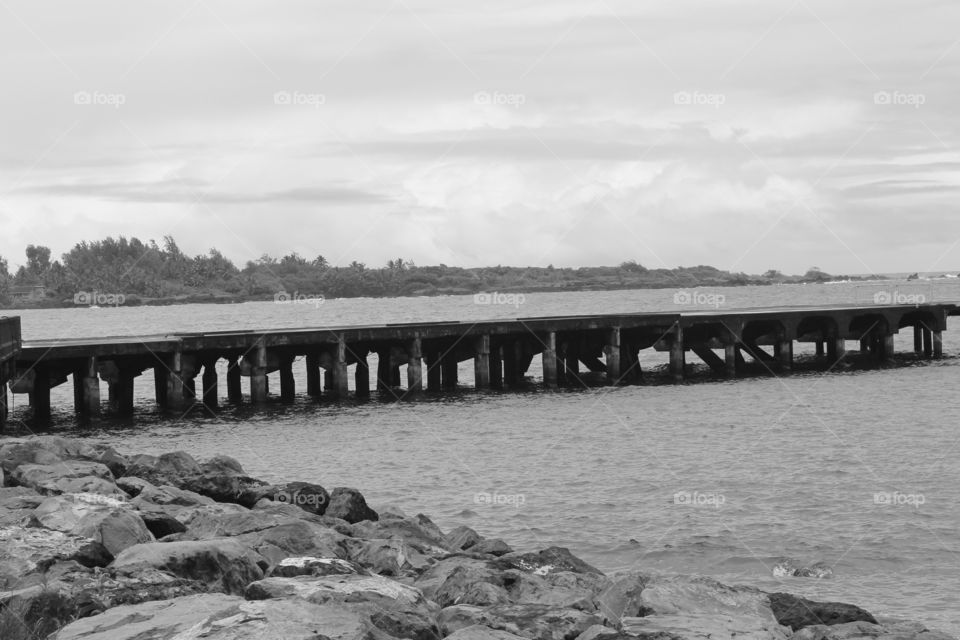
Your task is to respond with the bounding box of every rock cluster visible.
[0,436,952,640]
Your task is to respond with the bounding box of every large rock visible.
[269,556,367,577]
[788,620,955,640]
[183,458,273,507]
[3,564,204,621]
[31,494,154,556]
[447,626,530,640]
[124,453,271,507]
[233,519,358,569]
[0,486,44,526]
[246,573,439,640]
[439,603,604,640]
[52,593,373,640]
[130,482,214,512]
[621,575,791,640]
[446,525,483,551]
[124,451,201,486]
[110,538,265,595]
[0,437,100,477]
[434,563,512,607]
[245,573,427,606]
[492,547,604,576]
[353,536,434,577]
[472,538,514,557]
[354,513,451,555]
[416,556,494,600]
[0,526,112,588]
[325,486,378,523]
[506,570,609,611]
[768,592,878,630]
[11,461,120,496]
[595,572,654,622]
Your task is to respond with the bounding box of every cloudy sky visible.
[0,0,957,274]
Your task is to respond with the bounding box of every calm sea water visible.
[3,280,959,633]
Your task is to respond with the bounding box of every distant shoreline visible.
[2,274,898,311]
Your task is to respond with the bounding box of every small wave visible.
[773,558,834,579]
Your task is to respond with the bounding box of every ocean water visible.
[2,280,959,632]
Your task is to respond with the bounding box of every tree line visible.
[0,235,839,307]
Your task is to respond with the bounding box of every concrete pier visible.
[2,303,956,425]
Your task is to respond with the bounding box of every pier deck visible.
[3,303,957,425]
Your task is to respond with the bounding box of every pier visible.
[2,303,956,425]
[0,316,21,429]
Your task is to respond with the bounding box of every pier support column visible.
[913,326,923,355]
[542,331,558,388]
[724,343,737,377]
[881,334,895,362]
[563,341,580,386]
[108,370,135,415]
[226,359,242,403]
[306,353,321,397]
[0,386,6,430]
[250,343,268,404]
[815,341,825,357]
[355,353,370,397]
[669,328,685,383]
[441,352,458,389]
[620,341,641,383]
[279,355,295,402]
[166,351,189,409]
[605,328,621,384]
[776,338,793,371]
[503,341,519,387]
[860,336,870,354]
[933,331,943,358]
[198,361,217,408]
[426,349,441,391]
[154,365,168,409]
[407,337,423,394]
[31,366,51,421]
[828,337,845,363]
[474,335,491,389]
[76,357,101,415]
[922,328,932,357]
[376,350,392,393]
[333,337,349,398]
[489,345,503,389]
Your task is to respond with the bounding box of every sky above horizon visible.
[0,1,957,275]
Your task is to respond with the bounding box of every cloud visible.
[0,0,958,274]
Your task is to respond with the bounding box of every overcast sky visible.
[0,1,957,274]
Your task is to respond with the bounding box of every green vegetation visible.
[0,235,860,308]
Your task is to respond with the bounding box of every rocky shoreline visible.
[0,436,951,640]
